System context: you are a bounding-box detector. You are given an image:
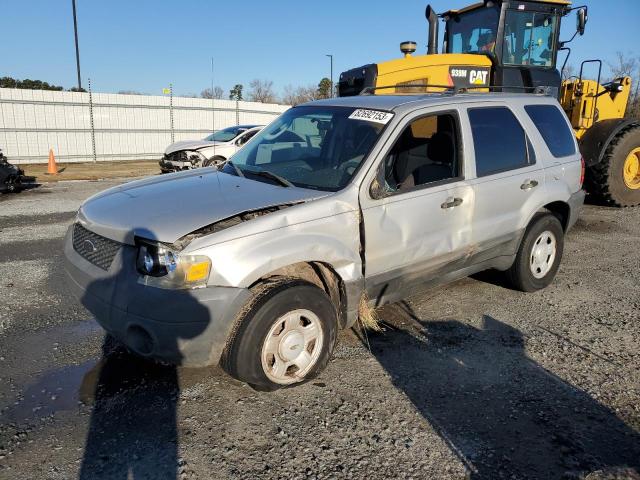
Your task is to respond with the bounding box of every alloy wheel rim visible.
[623,147,640,190]
[530,230,557,279]
[261,309,324,385]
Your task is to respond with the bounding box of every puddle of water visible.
[3,359,98,423]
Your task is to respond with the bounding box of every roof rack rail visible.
[359,84,556,96]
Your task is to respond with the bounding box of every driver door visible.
[359,109,475,305]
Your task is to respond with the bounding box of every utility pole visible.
[326,54,334,97]
[72,0,82,90]
[211,58,215,134]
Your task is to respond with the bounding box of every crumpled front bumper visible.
[159,158,191,173]
[63,226,251,367]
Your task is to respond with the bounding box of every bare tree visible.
[607,52,640,118]
[248,79,277,103]
[607,51,639,79]
[200,86,224,99]
[281,84,318,106]
[561,64,576,81]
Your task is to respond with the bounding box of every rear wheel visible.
[586,125,640,207]
[506,213,564,292]
[222,279,337,391]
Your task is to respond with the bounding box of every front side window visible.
[222,106,388,191]
[469,107,533,177]
[383,113,461,192]
[525,104,576,157]
[502,10,558,67]
[236,129,259,146]
[447,6,500,54]
[204,126,250,143]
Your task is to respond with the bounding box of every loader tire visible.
[586,125,640,207]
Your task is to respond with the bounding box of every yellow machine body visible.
[560,77,632,139]
[374,53,492,93]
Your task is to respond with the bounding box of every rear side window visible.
[525,104,576,157]
[468,107,533,177]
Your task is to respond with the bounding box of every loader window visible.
[502,10,558,67]
[447,6,500,54]
[383,113,461,192]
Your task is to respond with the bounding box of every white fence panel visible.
[0,88,289,164]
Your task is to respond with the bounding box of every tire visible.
[222,279,338,391]
[203,156,226,168]
[586,125,640,207]
[506,213,564,292]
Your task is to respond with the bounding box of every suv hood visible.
[78,170,327,245]
[164,140,227,155]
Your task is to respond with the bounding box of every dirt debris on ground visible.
[20,160,160,182]
[0,180,639,479]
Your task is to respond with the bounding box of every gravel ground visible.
[0,180,639,480]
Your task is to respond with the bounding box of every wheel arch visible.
[249,261,350,329]
[579,118,640,168]
[541,200,571,232]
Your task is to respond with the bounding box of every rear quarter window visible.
[524,104,576,157]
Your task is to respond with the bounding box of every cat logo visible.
[448,66,491,88]
[469,69,489,85]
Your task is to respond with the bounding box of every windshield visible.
[447,5,500,54]
[503,10,558,67]
[204,126,249,142]
[220,106,389,191]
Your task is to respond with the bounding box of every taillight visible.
[580,156,585,187]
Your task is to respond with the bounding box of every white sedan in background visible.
[159,125,263,173]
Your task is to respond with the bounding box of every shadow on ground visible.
[78,337,180,479]
[367,302,640,479]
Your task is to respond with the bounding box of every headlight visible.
[136,242,211,289]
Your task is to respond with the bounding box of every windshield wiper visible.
[226,160,245,178]
[248,169,294,188]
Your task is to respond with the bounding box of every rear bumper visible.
[63,226,251,367]
[567,189,586,231]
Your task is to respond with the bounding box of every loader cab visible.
[442,0,570,93]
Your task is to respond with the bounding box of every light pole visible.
[326,54,333,98]
[72,0,82,90]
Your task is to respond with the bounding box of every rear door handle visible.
[441,197,463,209]
[520,179,539,191]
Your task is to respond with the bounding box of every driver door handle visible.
[441,197,463,209]
[520,179,539,191]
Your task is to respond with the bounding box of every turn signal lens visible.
[580,156,585,187]
[185,261,211,283]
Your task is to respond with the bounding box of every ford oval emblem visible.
[83,239,97,253]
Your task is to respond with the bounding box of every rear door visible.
[464,103,547,260]
[359,108,475,305]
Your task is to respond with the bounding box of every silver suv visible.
[64,92,585,390]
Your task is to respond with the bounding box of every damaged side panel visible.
[184,193,364,291]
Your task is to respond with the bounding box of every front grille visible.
[72,223,121,271]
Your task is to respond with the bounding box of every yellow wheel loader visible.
[338,0,640,207]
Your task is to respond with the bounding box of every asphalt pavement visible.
[0,179,639,480]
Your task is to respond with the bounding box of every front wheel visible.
[506,213,564,292]
[202,156,226,168]
[222,279,337,391]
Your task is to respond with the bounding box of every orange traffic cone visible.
[47,149,58,175]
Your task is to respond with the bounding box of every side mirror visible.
[576,7,587,36]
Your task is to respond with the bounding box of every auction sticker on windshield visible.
[348,109,394,125]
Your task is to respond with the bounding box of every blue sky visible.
[1,0,638,97]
